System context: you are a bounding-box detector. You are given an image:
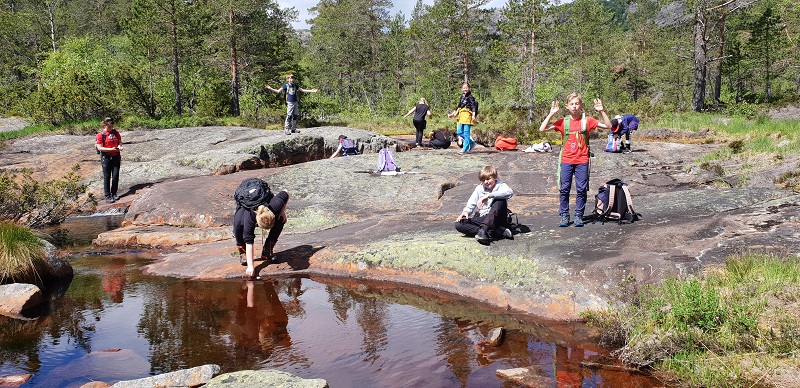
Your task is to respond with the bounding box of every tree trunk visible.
[170,0,182,115]
[46,0,57,52]
[229,7,240,116]
[691,5,707,112]
[713,12,726,104]
[528,9,536,123]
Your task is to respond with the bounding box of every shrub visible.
[0,222,46,284]
[0,165,94,227]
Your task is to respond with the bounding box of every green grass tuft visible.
[0,222,46,284]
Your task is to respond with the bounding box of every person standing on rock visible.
[447,82,478,155]
[539,93,611,227]
[455,165,514,244]
[234,182,290,278]
[95,117,123,204]
[402,97,432,147]
[264,74,318,135]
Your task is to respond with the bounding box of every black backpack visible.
[234,178,273,211]
[593,178,641,224]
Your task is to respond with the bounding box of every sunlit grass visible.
[583,253,800,387]
[0,222,46,283]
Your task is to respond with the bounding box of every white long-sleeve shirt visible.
[462,180,513,217]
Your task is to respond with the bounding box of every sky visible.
[277,0,508,30]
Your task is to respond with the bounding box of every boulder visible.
[205,370,328,388]
[0,374,33,386]
[0,283,43,318]
[111,364,220,388]
[487,327,505,347]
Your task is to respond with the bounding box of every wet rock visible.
[0,283,42,318]
[495,367,555,387]
[111,364,219,388]
[205,370,328,388]
[488,327,505,347]
[0,374,32,386]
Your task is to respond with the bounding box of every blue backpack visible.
[376,148,399,172]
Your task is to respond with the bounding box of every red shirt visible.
[554,116,599,164]
[96,129,121,156]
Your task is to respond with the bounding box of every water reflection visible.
[1,260,660,387]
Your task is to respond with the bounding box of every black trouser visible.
[100,153,121,198]
[455,199,508,236]
[413,119,426,144]
[430,139,451,149]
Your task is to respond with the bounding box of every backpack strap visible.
[620,184,640,222]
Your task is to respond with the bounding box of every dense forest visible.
[0,0,798,131]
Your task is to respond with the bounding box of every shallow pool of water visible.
[0,217,661,387]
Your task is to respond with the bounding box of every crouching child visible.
[455,165,514,244]
[234,181,290,278]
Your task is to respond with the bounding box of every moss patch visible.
[339,232,553,290]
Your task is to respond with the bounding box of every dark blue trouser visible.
[559,162,589,217]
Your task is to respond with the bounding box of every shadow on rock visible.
[273,245,324,270]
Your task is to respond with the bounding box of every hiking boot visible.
[498,226,513,239]
[261,241,277,263]
[559,213,570,227]
[105,196,116,204]
[475,228,490,243]
[574,214,584,227]
[285,128,291,135]
[457,150,466,155]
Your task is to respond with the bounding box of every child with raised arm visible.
[539,93,611,227]
[265,74,318,135]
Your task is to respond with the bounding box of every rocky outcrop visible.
[4,127,799,320]
[113,139,800,320]
[205,370,328,388]
[0,125,403,205]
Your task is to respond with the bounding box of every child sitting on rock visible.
[455,165,514,244]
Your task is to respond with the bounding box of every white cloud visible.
[278,0,507,30]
